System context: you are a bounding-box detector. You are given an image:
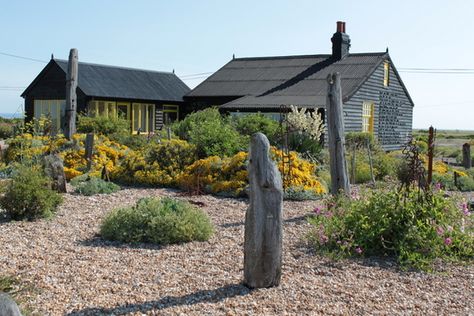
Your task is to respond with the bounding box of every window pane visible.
[148,105,154,132]
[141,104,147,132]
[133,104,140,132]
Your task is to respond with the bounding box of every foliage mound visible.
[77,114,130,135]
[178,148,326,197]
[112,139,196,187]
[73,176,120,196]
[0,165,63,220]
[173,108,244,158]
[100,197,214,244]
[308,186,474,270]
[232,113,279,144]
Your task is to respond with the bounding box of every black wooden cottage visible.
[185,22,414,150]
[22,59,190,134]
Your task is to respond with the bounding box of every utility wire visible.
[0,51,48,63]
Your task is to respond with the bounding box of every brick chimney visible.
[331,21,351,60]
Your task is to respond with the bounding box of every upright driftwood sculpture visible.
[244,132,283,288]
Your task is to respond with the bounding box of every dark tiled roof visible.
[54,60,190,102]
[187,53,388,109]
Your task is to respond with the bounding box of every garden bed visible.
[0,187,473,315]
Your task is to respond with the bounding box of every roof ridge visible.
[54,59,175,75]
[234,54,331,61]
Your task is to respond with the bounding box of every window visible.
[132,103,155,134]
[33,99,66,131]
[163,105,179,125]
[89,100,117,117]
[362,101,374,133]
[383,61,390,87]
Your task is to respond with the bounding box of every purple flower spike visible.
[355,246,363,254]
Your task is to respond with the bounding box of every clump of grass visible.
[73,177,120,196]
[100,197,214,244]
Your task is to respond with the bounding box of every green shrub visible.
[174,108,244,158]
[77,115,130,136]
[0,165,63,220]
[457,176,474,192]
[74,177,120,196]
[0,123,13,139]
[146,139,197,171]
[284,186,322,201]
[232,113,279,144]
[288,132,324,162]
[308,187,474,270]
[100,197,214,244]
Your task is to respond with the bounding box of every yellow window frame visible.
[362,101,374,133]
[383,61,390,87]
[131,103,155,134]
[34,99,64,131]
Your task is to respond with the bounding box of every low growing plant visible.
[0,164,63,220]
[100,197,214,244]
[307,187,474,271]
[74,177,120,196]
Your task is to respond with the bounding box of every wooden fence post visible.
[85,133,94,171]
[427,126,435,187]
[64,48,78,140]
[326,73,350,195]
[462,143,471,169]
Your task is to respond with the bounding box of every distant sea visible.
[0,113,23,119]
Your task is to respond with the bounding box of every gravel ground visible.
[0,187,473,315]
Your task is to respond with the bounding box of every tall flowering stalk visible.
[286,105,325,141]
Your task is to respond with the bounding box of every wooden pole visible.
[326,73,350,195]
[85,133,94,171]
[462,143,471,169]
[367,139,376,184]
[427,126,435,187]
[64,48,78,140]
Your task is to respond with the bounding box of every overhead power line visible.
[0,51,48,63]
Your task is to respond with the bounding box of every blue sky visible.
[1,0,473,129]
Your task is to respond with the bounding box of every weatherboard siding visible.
[344,61,413,150]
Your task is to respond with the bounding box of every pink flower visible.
[436,226,444,236]
[444,237,453,246]
[434,182,442,191]
[319,234,329,244]
[461,202,470,216]
[313,206,323,215]
[355,246,363,254]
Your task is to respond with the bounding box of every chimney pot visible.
[337,21,345,33]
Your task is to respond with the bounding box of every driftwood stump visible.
[326,72,350,195]
[64,48,78,140]
[0,293,22,316]
[43,154,67,193]
[244,132,283,288]
[463,143,471,169]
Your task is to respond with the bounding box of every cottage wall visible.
[343,61,413,150]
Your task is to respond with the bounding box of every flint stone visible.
[244,132,283,288]
[43,154,67,193]
[0,293,22,316]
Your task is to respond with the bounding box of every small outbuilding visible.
[22,59,190,133]
[185,22,414,150]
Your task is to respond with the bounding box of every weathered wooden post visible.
[462,143,471,169]
[84,133,94,171]
[0,293,22,316]
[326,73,350,195]
[167,127,172,140]
[244,132,283,288]
[426,126,435,187]
[64,48,78,140]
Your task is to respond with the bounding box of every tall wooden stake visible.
[462,143,471,169]
[326,73,350,195]
[427,126,435,187]
[64,48,78,140]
